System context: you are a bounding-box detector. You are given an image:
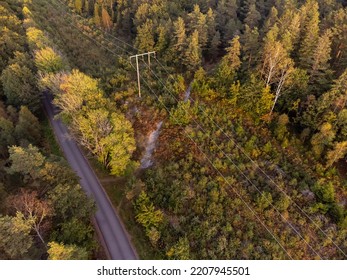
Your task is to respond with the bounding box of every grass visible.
[41,118,63,157]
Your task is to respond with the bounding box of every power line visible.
[58,0,344,257]
[29,0,345,258]
[140,59,324,259]
[28,1,296,259]
[129,51,156,97]
[54,0,138,54]
[153,58,347,258]
[134,65,295,260]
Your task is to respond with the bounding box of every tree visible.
[34,47,65,74]
[0,214,33,259]
[216,35,241,89]
[298,0,320,69]
[14,106,41,145]
[261,27,294,113]
[47,242,88,260]
[208,31,221,59]
[184,30,202,72]
[187,5,208,48]
[166,237,190,260]
[206,8,217,52]
[135,19,155,52]
[49,184,95,222]
[7,145,45,183]
[93,3,101,26]
[216,0,240,42]
[241,25,259,70]
[105,112,136,175]
[6,189,52,244]
[155,24,168,53]
[101,6,112,31]
[53,69,106,122]
[74,0,84,14]
[74,108,112,157]
[326,141,347,167]
[51,217,94,249]
[1,62,38,111]
[312,180,335,203]
[311,122,336,158]
[0,116,15,157]
[135,191,164,230]
[262,6,278,35]
[310,30,333,92]
[274,114,289,141]
[172,17,187,64]
[74,109,136,175]
[170,101,194,126]
[0,24,25,72]
[244,3,261,29]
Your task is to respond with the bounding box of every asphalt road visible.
[43,94,138,260]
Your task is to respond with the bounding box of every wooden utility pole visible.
[129,51,156,98]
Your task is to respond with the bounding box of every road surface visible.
[43,94,138,260]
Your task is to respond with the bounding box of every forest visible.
[0,0,99,259]
[1,0,347,259]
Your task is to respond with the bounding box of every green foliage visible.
[14,106,41,145]
[255,191,273,210]
[53,69,106,121]
[170,101,194,126]
[23,0,347,261]
[274,114,289,141]
[312,180,335,204]
[47,242,88,260]
[51,217,95,250]
[49,184,95,222]
[184,30,202,72]
[1,62,38,111]
[326,141,347,167]
[0,116,15,157]
[7,145,45,182]
[0,214,33,259]
[166,237,190,260]
[135,191,164,230]
[26,27,49,49]
[34,47,65,73]
[135,19,155,52]
[310,122,335,158]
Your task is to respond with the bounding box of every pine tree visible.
[208,31,221,59]
[172,17,187,65]
[244,3,261,29]
[216,0,240,43]
[241,25,259,70]
[262,6,278,36]
[310,30,333,92]
[184,30,202,72]
[187,5,208,48]
[101,6,112,31]
[298,0,320,69]
[216,35,241,89]
[135,19,155,52]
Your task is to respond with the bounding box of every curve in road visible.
[43,94,138,260]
